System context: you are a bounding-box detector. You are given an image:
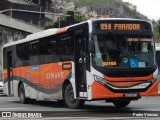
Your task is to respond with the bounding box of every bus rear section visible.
[89,19,158,107]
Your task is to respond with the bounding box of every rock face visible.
[76,0,147,19]
[51,0,147,19]
[87,1,126,18]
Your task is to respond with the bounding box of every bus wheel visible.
[64,84,84,109]
[112,100,130,107]
[19,84,29,104]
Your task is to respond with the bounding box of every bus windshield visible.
[92,33,155,68]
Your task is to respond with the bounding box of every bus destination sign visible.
[100,23,141,30]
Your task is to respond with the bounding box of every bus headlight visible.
[152,68,158,83]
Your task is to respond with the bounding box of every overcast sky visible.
[122,0,160,20]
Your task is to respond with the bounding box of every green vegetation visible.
[44,11,87,29]
[152,19,160,42]
[158,19,160,35]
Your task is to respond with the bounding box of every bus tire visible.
[64,84,84,109]
[112,100,130,107]
[18,83,29,104]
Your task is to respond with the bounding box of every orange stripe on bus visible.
[10,62,72,89]
[104,74,152,81]
[107,81,141,87]
[3,69,7,80]
[56,27,67,34]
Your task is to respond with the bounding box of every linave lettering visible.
[46,72,64,80]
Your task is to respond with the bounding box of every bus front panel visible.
[90,20,158,100]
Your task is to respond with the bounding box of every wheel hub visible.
[68,90,76,103]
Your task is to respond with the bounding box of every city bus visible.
[2,18,158,108]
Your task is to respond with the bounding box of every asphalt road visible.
[0,95,160,119]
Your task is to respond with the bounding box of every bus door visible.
[7,51,13,96]
[74,28,88,98]
[30,41,40,99]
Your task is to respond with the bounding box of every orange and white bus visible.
[2,18,158,108]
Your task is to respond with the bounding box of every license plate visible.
[125,93,137,97]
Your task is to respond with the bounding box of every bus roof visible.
[3,28,59,48]
[3,18,150,48]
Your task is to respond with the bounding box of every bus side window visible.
[30,41,40,65]
[58,32,74,62]
[16,43,29,67]
[40,38,57,64]
[48,40,57,62]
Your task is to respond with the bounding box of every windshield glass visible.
[92,33,155,68]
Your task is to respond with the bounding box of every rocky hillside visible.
[51,0,147,20]
[74,0,147,19]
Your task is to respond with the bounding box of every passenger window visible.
[30,41,40,65]
[57,32,74,62]
[16,43,29,61]
[40,38,57,64]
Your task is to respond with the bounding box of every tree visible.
[158,19,160,35]
[152,19,160,42]
[44,11,87,29]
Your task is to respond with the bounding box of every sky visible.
[122,0,160,20]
